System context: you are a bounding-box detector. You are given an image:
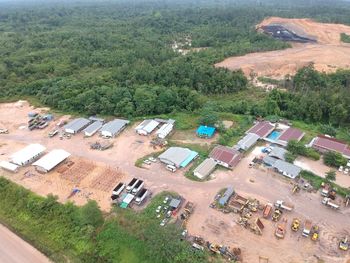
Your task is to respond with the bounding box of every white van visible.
[166,164,177,173]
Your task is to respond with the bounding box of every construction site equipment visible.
[302,220,312,237]
[272,209,282,221]
[263,203,273,218]
[274,200,294,211]
[250,218,264,235]
[194,236,205,246]
[311,225,319,241]
[135,189,148,205]
[321,183,337,200]
[345,195,350,207]
[339,236,349,251]
[0,128,9,134]
[228,193,249,213]
[207,242,221,254]
[292,184,300,194]
[192,243,204,251]
[90,141,113,151]
[48,129,59,137]
[322,197,340,209]
[126,178,138,193]
[275,218,287,239]
[291,218,300,232]
[112,183,125,197]
[180,201,195,221]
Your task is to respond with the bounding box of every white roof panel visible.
[33,149,70,171]
[11,144,46,165]
[0,161,19,172]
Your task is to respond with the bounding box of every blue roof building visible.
[180,151,198,168]
[196,126,216,138]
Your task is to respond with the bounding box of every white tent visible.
[33,149,71,173]
[0,161,19,172]
[11,144,46,166]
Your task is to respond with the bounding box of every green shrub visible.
[323,151,347,167]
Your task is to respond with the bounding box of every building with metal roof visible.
[180,151,198,168]
[277,127,305,146]
[156,122,174,139]
[209,146,242,169]
[310,135,350,159]
[269,146,287,161]
[120,193,135,208]
[158,147,195,168]
[237,133,260,151]
[0,161,19,173]
[33,149,71,173]
[196,126,216,138]
[135,120,160,136]
[10,144,46,166]
[218,187,235,206]
[273,160,301,179]
[193,158,217,179]
[83,121,103,137]
[64,118,91,134]
[169,198,181,210]
[100,119,130,138]
[246,121,275,138]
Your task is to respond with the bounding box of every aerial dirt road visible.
[0,224,50,263]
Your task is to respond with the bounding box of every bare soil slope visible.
[215,17,350,79]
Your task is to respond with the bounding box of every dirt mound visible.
[215,17,350,79]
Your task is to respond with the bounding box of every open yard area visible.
[1,101,350,263]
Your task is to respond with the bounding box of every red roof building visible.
[312,135,350,159]
[209,146,242,169]
[277,127,305,146]
[246,121,275,138]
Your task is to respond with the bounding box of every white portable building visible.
[135,120,160,135]
[33,149,71,173]
[10,144,46,166]
[0,161,19,173]
[156,123,174,139]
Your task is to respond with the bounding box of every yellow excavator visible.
[339,236,349,251]
[311,225,319,241]
[291,218,300,232]
[272,209,282,222]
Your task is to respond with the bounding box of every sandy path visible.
[215,17,350,78]
[0,224,51,263]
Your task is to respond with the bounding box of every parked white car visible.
[163,196,170,204]
[339,166,344,172]
[149,157,157,163]
[156,205,162,213]
[143,159,151,165]
[344,168,349,175]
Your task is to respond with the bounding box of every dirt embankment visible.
[215,17,350,79]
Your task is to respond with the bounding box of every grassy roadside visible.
[0,177,209,263]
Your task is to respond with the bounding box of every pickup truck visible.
[126,178,138,193]
[322,197,340,209]
[302,220,312,237]
[274,200,294,211]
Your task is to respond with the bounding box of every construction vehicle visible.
[132,180,144,195]
[345,195,350,207]
[0,128,9,134]
[135,189,148,205]
[263,203,273,218]
[126,178,138,193]
[112,183,125,197]
[272,209,282,221]
[322,197,340,209]
[311,225,319,241]
[274,200,294,211]
[291,218,300,232]
[339,236,349,251]
[275,218,287,239]
[321,183,337,200]
[48,129,59,137]
[292,184,300,194]
[194,236,205,246]
[180,201,194,221]
[302,220,312,237]
[208,243,221,254]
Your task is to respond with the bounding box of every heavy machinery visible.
[207,242,221,254]
[302,220,312,237]
[339,236,349,251]
[0,128,9,134]
[291,218,300,232]
[263,203,273,218]
[272,209,282,221]
[311,225,319,241]
[292,184,300,194]
[322,197,340,209]
[275,218,287,239]
[274,200,294,211]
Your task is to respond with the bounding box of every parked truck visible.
[112,183,125,197]
[135,188,148,205]
[126,178,138,193]
[263,203,273,218]
[274,200,294,211]
[322,197,340,209]
[302,220,312,237]
[275,218,287,239]
[132,180,144,195]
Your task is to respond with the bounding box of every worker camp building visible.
[193,158,217,179]
[0,161,19,173]
[209,146,242,169]
[135,119,160,135]
[10,144,46,166]
[263,156,301,179]
[310,135,350,159]
[83,121,103,137]
[156,119,175,139]
[33,149,71,173]
[158,147,198,168]
[64,118,91,134]
[237,133,260,151]
[100,119,130,138]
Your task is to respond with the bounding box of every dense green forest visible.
[1,0,350,121]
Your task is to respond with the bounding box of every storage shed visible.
[135,120,160,135]
[64,118,91,134]
[10,144,46,166]
[83,121,103,137]
[218,187,235,206]
[156,122,174,139]
[158,147,196,168]
[269,147,287,161]
[100,119,130,138]
[237,133,260,151]
[196,126,216,138]
[0,161,19,173]
[193,158,217,179]
[273,160,301,179]
[33,149,71,173]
